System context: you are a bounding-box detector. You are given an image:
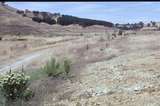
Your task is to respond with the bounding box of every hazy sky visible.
[6,2,160,24]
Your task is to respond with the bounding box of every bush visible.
[80,33,83,36]
[63,59,71,75]
[43,58,63,77]
[43,57,71,77]
[118,30,123,35]
[23,88,34,101]
[0,71,32,101]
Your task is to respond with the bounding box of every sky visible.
[6,2,160,24]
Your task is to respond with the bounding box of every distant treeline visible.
[16,10,113,27]
[58,15,113,27]
[115,22,144,30]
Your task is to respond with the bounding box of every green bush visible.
[43,57,71,77]
[63,59,71,75]
[43,58,63,77]
[0,71,32,101]
[23,88,34,101]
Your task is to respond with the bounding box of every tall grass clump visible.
[43,57,71,77]
[43,58,62,77]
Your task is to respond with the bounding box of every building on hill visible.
[155,22,160,28]
[147,21,156,27]
[115,22,143,30]
[141,26,158,31]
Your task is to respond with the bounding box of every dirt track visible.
[0,48,50,74]
[0,36,79,74]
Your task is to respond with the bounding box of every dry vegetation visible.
[0,29,160,106]
[0,3,160,106]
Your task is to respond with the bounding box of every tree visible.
[115,23,119,27]
[152,21,156,27]
[147,23,151,27]
[151,21,156,27]
[139,21,144,28]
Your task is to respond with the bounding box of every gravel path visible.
[0,48,52,74]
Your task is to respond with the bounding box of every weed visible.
[80,33,83,36]
[118,30,123,36]
[23,88,34,101]
[86,44,89,50]
[100,48,104,51]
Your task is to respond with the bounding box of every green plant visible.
[80,33,83,36]
[100,48,104,51]
[118,30,123,35]
[23,88,34,101]
[0,71,32,101]
[63,59,71,75]
[43,57,72,77]
[43,58,63,77]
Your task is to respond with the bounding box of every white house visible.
[155,22,160,28]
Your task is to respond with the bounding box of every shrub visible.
[112,33,116,38]
[43,58,63,77]
[63,59,71,75]
[23,88,34,101]
[80,33,83,36]
[100,48,104,51]
[22,13,26,17]
[0,71,32,101]
[43,57,71,77]
[118,30,123,35]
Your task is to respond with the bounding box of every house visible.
[155,22,160,28]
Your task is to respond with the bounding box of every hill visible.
[0,3,114,36]
[0,3,53,36]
